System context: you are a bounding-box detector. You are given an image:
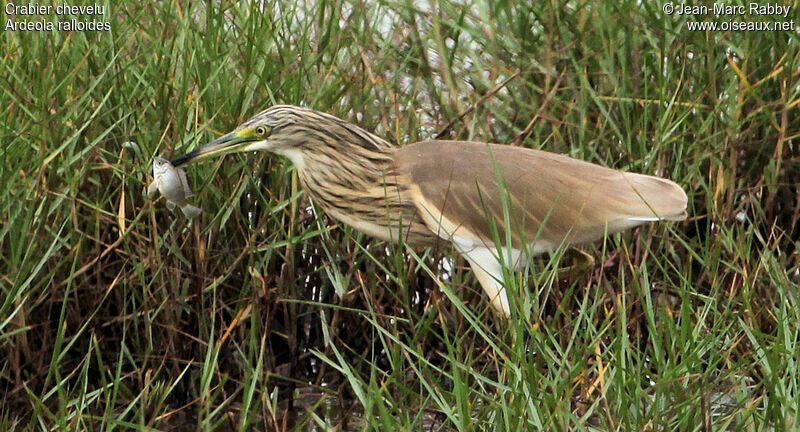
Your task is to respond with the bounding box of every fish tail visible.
[181,204,203,219]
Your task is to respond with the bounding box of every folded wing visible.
[394,141,687,249]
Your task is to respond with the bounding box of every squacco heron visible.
[172,105,687,317]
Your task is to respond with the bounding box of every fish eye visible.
[255,126,269,136]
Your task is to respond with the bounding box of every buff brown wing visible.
[395,140,687,250]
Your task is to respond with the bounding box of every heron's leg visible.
[555,248,595,279]
[457,246,512,318]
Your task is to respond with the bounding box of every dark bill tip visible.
[170,149,199,167]
[169,132,246,167]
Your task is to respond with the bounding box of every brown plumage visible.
[394,141,686,248]
[172,105,688,317]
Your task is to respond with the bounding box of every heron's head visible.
[170,105,393,170]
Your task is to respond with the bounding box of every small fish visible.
[147,156,202,219]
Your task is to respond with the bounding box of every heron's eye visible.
[255,126,269,136]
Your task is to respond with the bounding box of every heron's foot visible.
[556,248,595,279]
